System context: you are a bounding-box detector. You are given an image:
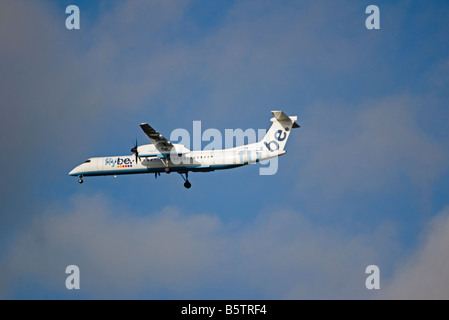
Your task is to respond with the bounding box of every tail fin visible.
[260,110,299,154]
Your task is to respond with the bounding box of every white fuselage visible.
[69,143,284,177]
[69,110,298,186]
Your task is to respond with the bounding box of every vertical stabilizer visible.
[259,110,299,154]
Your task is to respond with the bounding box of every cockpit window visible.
[84,159,91,163]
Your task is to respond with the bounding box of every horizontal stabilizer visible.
[271,110,300,128]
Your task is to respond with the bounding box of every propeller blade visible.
[131,138,139,162]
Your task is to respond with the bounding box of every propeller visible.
[131,138,139,162]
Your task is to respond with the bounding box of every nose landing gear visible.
[78,176,83,184]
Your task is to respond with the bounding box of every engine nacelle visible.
[141,156,158,167]
[137,143,191,157]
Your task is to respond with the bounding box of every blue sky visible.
[1,0,449,299]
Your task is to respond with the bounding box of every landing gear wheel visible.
[78,177,83,184]
[179,172,191,188]
[164,167,171,173]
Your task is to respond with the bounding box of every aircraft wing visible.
[140,123,174,152]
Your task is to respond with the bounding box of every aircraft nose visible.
[69,166,80,176]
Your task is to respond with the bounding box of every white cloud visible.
[0,194,224,298]
[0,194,397,299]
[380,206,449,299]
[4,194,449,299]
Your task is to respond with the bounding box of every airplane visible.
[69,110,299,188]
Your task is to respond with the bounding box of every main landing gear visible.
[161,158,171,173]
[179,172,191,189]
[78,176,83,184]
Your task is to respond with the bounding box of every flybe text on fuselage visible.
[105,157,133,168]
